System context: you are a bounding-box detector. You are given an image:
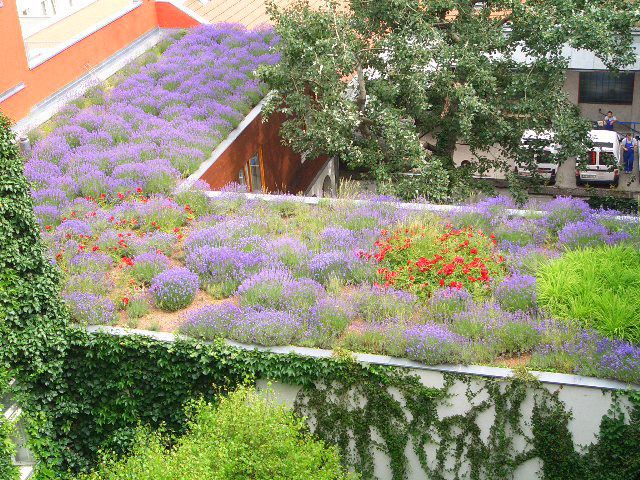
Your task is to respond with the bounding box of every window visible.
[579,72,634,105]
[237,151,264,192]
[249,154,262,192]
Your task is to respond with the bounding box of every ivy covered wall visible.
[21,330,639,480]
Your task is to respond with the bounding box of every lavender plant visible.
[151,268,199,311]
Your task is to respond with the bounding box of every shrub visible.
[231,310,305,346]
[64,293,116,325]
[151,268,199,312]
[306,298,354,348]
[124,294,151,319]
[131,252,171,284]
[536,246,640,343]
[371,224,507,298]
[354,284,418,323]
[180,303,241,340]
[78,386,356,480]
[428,287,473,321]
[494,274,537,312]
[185,246,264,297]
[542,196,591,234]
[404,323,466,364]
[557,220,629,249]
[237,268,324,313]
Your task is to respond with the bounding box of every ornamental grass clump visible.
[130,252,171,284]
[64,293,116,325]
[494,274,537,312]
[371,224,507,298]
[537,245,640,343]
[151,268,199,312]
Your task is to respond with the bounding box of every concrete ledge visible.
[0,83,26,104]
[86,325,639,391]
[201,190,640,223]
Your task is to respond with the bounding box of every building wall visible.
[155,1,201,28]
[199,112,329,194]
[0,0,158,122]
[564,70,640,127]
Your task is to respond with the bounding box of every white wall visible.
[564,71,640,127]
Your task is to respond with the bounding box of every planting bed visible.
[22,25,640,387]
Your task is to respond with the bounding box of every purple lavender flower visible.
[131,251,171,283]
[185,246,265,293]
[180,303,241,340]
[429,287,473,320]
[231,309,304,346]
[558,220,630,249]
[404,323,466,365]
[494,275,537,312]
[151,267,199,311]
[68,252,113,274]
[64,292,116,325]
[237,267,325,313]
[541,196,592,233]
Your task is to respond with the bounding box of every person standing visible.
[622,133,636,174]
[603,111,617,131]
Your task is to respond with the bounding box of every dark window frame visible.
[578,71,635,105]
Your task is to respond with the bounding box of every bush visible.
[371,224,507,298]
[151,268,199,312]
[64,293,116,325]
[130,252,171,284]
[79,386,356,480]
[494,274,537,312]
[537,246,640,343]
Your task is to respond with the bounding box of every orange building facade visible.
[0,0,199,122]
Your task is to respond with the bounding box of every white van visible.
[575,130,620,187]
[515,130,560,185]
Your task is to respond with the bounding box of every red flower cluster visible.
[370,224,506,297]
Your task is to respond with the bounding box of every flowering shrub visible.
[371,224,507,297]
[428,287,472,321]
[404,323,466,364]
[130,252,171,284]
[232,310,304,346]
[180,303,241,340]
[494,274,537,312]
[353,284,419,323]
[541,196,591,234]
[238,268,324,313]
[185,246,264,297]
[64,293,116,325]
[557,219,629,249]
[532,331,640,385]
[151,268,199,311]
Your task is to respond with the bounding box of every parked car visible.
[515,130,560,185]
[575,129,620,187]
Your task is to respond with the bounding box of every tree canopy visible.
[260,0,640,200]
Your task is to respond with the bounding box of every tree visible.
[260,0,640,200]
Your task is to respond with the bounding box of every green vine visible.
[0,373,18,480]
